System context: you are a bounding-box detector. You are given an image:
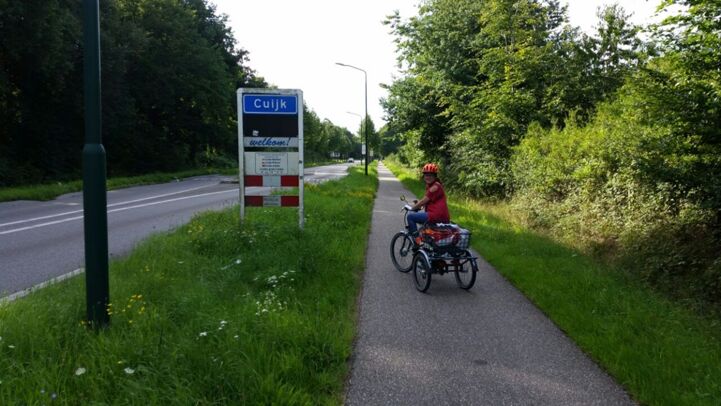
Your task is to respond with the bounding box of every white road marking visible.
[0,189,236,235]
[0,184,213,228]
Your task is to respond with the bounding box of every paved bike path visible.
[344,163,634,405]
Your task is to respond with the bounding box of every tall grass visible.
[0,165,377,404]
[384,158,721,406]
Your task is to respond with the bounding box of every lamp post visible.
[335,62,368,175]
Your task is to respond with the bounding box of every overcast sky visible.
[211,0,663,133]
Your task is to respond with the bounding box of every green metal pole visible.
[82,0,109,327]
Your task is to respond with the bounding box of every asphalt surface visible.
[0,163,353,297]
[344,162,635,406]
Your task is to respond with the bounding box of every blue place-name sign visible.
[243,94,298,115]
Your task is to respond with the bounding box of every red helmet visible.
[422,163,439,174]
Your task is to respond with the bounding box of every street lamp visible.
[335,62,368,175]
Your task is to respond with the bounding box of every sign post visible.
[237,89,304,228]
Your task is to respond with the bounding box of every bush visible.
[510,91,721,311]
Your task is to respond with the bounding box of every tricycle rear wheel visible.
[413,253,432,293]
[454,250,477,290]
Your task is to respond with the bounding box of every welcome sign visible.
[237,88,304,228]
[241,93,299,146]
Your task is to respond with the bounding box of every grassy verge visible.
[0,164,377,404]
[383,159,721,406]
[0,161,346,203]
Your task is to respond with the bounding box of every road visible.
[0,163,353,298]
[344,162,634,405]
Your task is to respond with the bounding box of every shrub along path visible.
[344,162,633,405]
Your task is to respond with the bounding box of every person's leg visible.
[407,211,428,234]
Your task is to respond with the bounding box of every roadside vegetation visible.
[385,158,721,405]
[0,165,377,404]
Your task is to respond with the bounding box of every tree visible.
[0,0,83,184]
[640,0,721,217]
[378,124,403,157]
[384,0,646,197]
[325,122,353,157]
[385,0,570,196]
[359,115,378,159]
[543,5,644,126]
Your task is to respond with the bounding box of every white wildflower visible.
[75,367,86,376]
[221,258,242,270]
[7,345,15,349]
[198,331,208,337]
[124,367,135,375]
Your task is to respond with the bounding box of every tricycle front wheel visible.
[390,232,415,273]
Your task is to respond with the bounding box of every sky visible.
[211,0,664,133]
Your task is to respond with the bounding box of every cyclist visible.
[408,163,450,235]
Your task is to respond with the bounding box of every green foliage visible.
[511,81,721,308]
[517,0,721,306]
[358,115,380,158]
[378,124,403,158]
[384,0,643,197]
[303,107,359,161]
[0,165,377,404]
[646,0,721,215]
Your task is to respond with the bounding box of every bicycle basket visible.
[456,227,471,250]
[421,225,458,250]
[421,224,471,252]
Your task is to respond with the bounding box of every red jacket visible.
[425,180,450,223]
